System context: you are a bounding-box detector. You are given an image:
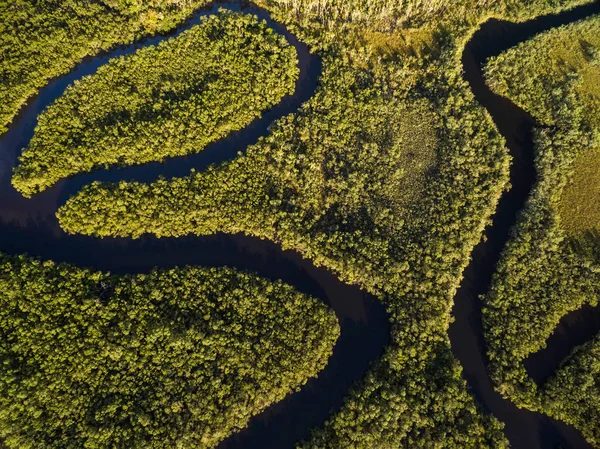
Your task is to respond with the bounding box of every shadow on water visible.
[2,0,600,447]
[450,3,600,449]
[0,2,390,448]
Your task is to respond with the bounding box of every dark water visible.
[526,304,600,385]
[0,3,390,448]
[2,0,600,448]
[450,3,600,449]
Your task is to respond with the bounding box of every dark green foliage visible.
[12,11,298,196]
[482,15,600,444]
[5,0,599,447]
[57,6,515,447]
[544,335,600,445]
[0,0,212,136]
[55,0,600,446]
[0,254,339,449]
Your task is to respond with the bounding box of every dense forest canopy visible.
[2,0,600,448]
[483,14,600,445]
[0,255,339,448]
[12,11,298,196]
[0,0,213,135]
[57,1,600,448]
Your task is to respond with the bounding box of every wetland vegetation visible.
[483,13,600,445]
[2,0,600,448]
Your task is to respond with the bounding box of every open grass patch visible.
[483,13,600,445]
[559,146,600,237]
[485,14,600,125]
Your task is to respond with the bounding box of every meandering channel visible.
[451,3,600,449]
[1,1,599,448]
[0,3,390,448]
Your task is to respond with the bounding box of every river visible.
[1,1,599,448]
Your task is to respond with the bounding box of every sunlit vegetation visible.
[258,0,595,33]
[4,0,600,447]
[56,1,600,447]
[482,14,600,445]
[544,334,600,445]
[57,97,438,239]
[12,11,298,197]
[0,0,213,135]
[559,146,600,237]
[57,13,516,443]
[0,254,339,449]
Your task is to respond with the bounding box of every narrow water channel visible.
[1,1,600,448]
[0,3,390,448]
[450,3,600,449]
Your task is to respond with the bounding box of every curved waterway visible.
[450,2,600,449]
[0,3,390,448]
[1,1,600,448]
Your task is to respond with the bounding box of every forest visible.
[12,11,298,196]
[54,0,600,448]
[0,0,212,135]
[3,0,600,448]
[0,254,339,448]
[482,14,600,445]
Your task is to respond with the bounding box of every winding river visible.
[0,1,599,448]
[451,3,600,449]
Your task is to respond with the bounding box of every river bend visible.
[1,1,599,448]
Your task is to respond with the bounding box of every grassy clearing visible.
[485,14,600,125]
[559,146,600,237]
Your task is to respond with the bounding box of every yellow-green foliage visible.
[485,15,600,125]
[57,95,438,239]
[544,334,600,447]
[5,0,599,447]
[257,0,594,33]
[0,254,339,449]
[0,0,212,135]
[559,147,600,236]
[12,11,298,197]
[55,1,600,447]
[483,14,600,445]
[58,7,512,448]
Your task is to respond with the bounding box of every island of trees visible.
[1,0,212,135]
[12,11,298,197]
